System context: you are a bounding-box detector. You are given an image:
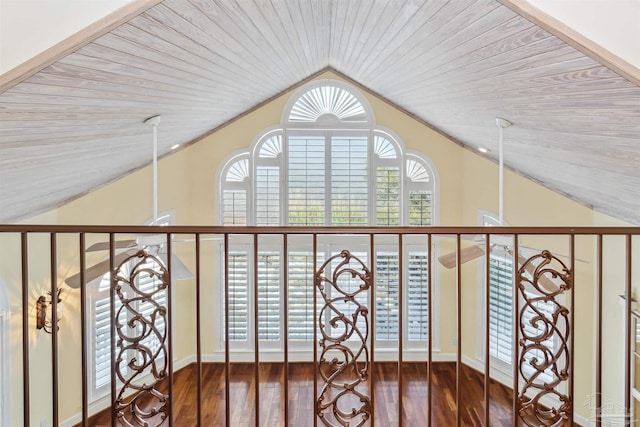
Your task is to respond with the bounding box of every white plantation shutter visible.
[137,262,167,355]
[407,252,429,341]
[288,252,318,341]
[489,250,556,384]
[227,247,430,347]
[375,250,429,343]
[288,136,325,226]
[227,252,248,341]
[375,252,399,341]
[326,251,368,341]
[258,252,280,341]
[94,297,112,389]
[489,254,514,364]
[331,136,368,225]
[92,275,124,393]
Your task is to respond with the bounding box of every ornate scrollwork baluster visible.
[113,249,170,426]
[315,250,372,427]
[517,250,572,426]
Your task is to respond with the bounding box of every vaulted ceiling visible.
[1,0,639,224]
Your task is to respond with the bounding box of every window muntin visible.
[330,135,369,226]
[287,135,325,226]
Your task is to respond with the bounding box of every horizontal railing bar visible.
[1,224,640,235]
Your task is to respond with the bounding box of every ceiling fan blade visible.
[438,245,485,269]
[158,252,193,281]
[86,239,137,252]
[517,254,559,293]
[64,249,139,288]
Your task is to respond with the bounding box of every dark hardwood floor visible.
[79,362,520,426]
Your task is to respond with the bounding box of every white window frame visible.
[217,81,440,356]
[478,210,564,387]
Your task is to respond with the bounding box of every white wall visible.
[526,0,640,69]
[0,0,133,74]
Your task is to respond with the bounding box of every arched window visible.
[218,80,438,352]
[220,80,436,227]
[0,279,9,425]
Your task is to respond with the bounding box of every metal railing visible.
[1,224,638,426]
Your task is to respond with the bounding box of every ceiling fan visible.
[65,115,193,288]
[436,118,560,292]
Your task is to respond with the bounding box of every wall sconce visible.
[36,289,63,334]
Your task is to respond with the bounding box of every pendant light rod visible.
[495,117,511,225]
[144,115,162,224]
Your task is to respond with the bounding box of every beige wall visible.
[3,71,632,424]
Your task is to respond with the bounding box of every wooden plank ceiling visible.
[0,0,639,224]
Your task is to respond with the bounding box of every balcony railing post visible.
[224,234,230,427]
[313,233,318,427]
[80,233,88,426]
[196,234,202,426]
[370,233,375,427]
[427,233,432,427]
[109,233,116,427]
[596,234,603,427]
[283,234,289,426]
[398,233,404,427]
[21,232,30,427]
[484,233,490,427]
[456,234,461,427]
[625,234,632,425]
[50,233,59,426]
[512,234,519,427]
[569,234,575,426]
[253,233,260,427]
[166,232,174,426]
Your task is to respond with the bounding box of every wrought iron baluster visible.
[315,250,372,427]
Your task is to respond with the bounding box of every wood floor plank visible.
[76,361,577,426]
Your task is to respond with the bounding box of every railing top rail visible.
[0,224,639,235]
